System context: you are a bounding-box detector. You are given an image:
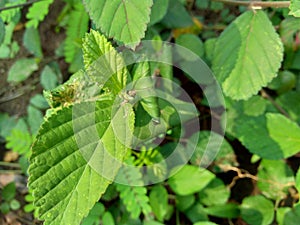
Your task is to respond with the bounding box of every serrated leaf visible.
[83,0,153,48]
[213,10,283,100]
[26,0,54,28]
[28,100,134,225]
[289,0,300,17]
[7,58,38,83]
[241,195,274,225]
[23,27,43,58]
[82,30,128,95]
[64,3,89,63]
[168,165,215,196]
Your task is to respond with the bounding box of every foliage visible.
[0,0,300,225]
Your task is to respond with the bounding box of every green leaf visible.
[0,18,5,46]
[81,203,104,225]
[132,61,160,122]
[198,178,230,206]
[64,3,89,63]
[194,222,217,225]
[82,30,128,95]
[30,94,49,110]
[289,0,300,17]
[212,10,283,100]
[203,203,240,219]
[115,157,152,219]
[23,27,43,58]
[40,65,59,90]
[257,159,294,200]
[10,199,21,210]
[28,100,134,225]
[242,96,267,117]
[2,182,16,201]
[27,105,44,135]
[0,113,18,138]
[268,71,296,94]
[276,91,300,123]
[149,0,169,25]
[296,169,300,194]
[176,34,204,58]
[188,131,236,167]
[7,58,38,83]
[102,211,115,225]
[267,113,300,158]
[5,128,32,155]
[83,0,153,48]
[185,203,208,223]
[278,204,300,225]
[149,185,168,221]
[26,0,54,28]
[161,0,193,28]
[241,195,274,225]
[176,194,195,211]
[168,165,215,196]
[0,0,25,22]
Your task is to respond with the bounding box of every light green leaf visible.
[23,27,43,58]
[7,58,38,83]
[83,0,153,48]
[257,159,294,200]
[64,3,89,63]
[242,96,267,116]
[168,165,215,196]
[198,178,230,206]
[5,128,32,156]
[213,10,283,100]
[194,222,217,225]
[0,18,5,46]
[149,0,169,25]
[296,169,300,194]
[26,0,54,28]
[29,100,134,225]
[82,30,128,95]
[289,0,300,17]
[102,211,115,225]
[27,105,43,135]
[241,195,274,225]
[149,185,168,221]
[267,113,300,158]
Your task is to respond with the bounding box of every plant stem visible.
[211,0,290,8]
[0,0,42,12]
[0,161,20,168]
[0,170,22,174]
[260,89,291,119]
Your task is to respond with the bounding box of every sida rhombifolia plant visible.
[22,0,300,224]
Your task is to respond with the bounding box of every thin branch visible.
[0,161,20,168]
[0,0,42,12]
[260,89,291,119]
[211,0,290,8]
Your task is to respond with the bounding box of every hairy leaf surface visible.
[29,100,134,225]
[213,10,283,100]
[83,0,153,48]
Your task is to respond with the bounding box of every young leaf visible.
[289,0,300,17]
[26,0,54,28]
[115,157,152,219]
[28,100,135,225]
[168,165,215,196]
[64,3,89,64]
[82,30,128,95]
[23,27,43,58]
[83,0,153,48]
[7,58,38,83]
[241,195,274,225]
[213,10,283,100]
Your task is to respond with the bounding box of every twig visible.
[0,0,42,12]
[0,169,22,174]
[0,161,20,168]
[260,89,291,119]
[211,0,290,8]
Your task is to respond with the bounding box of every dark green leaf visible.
[176,34,204,58]
[102,211,115,225]
[176,194,195,211]
[2,182,16,201]
[0,18,5,46]
[149,0,169,25]
[203,203,240,218]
